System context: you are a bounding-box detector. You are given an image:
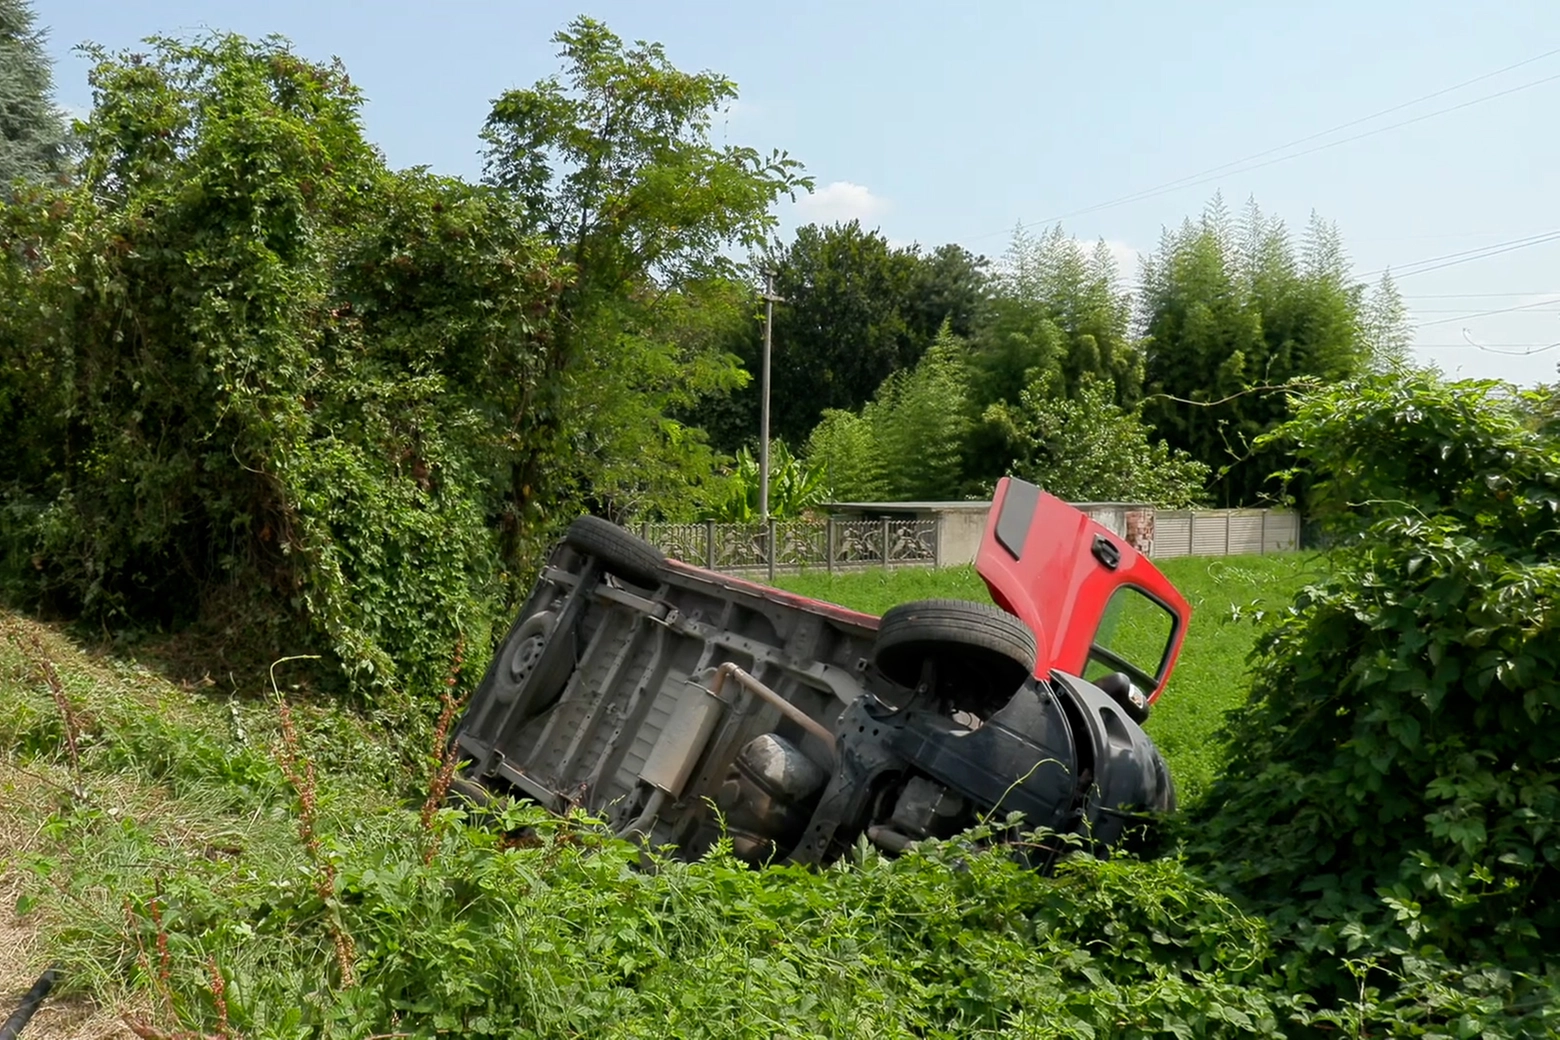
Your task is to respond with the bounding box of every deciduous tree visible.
[708,222,988,450]
[481,16,809,520]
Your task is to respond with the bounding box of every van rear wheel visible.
[873,599,1037,713]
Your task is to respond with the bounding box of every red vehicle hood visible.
[975,478,1190,701]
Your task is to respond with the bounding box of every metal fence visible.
[640,517,938,581]
[639,506,1300,578]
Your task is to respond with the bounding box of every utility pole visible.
[758,271,785,523]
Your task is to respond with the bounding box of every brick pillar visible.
[1125,508,1155,556]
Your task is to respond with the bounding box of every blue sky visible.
[35,0,1560,385]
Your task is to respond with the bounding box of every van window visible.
[1083,585,1176,691]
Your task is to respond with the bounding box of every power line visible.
[1458,329,1560,356]
[1413,296,1560,329]
[1363,229,1560,280]
[1404,291,1560,298]
[967,45,1560,242]
[1412,305,1560,312]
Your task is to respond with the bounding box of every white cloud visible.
[794,180,890,225]
[1100,239,1143,280]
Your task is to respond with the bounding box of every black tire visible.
[563,515,665,587]
[446,774,495,808]
[493,609,571,707]
[873,599,1037,706]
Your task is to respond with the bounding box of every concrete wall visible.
[937,508,988,567]
[1149,509,1300,558]
[913,504,1301,566]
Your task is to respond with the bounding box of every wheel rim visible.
[495,610,557,701]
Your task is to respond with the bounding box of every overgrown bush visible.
[0,18,810,698]
[974,373,1211,507]
[0,35,571,697]
[1188,372,1560,1007]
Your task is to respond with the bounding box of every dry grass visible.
[0,767,137,1040]
[0,614,206,1038]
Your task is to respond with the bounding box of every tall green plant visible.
[1138,196,1404,506]
[805,409,887,502]
[972,224,1141,413]
[867,324,975,501]
[702,441,827,522]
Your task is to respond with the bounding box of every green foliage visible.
[1,18,808,694]
[801,222,1171,504]
[867,324,975,500]
[14,601,1558,1039]
[0,0,68,191]
[802,323,974,502]
[701,440,827,522]
[803,409,887,502]
[6,618,1289,1039]
[708,221,988,450]
[970,224,1142,417]
[804,319,1198,506]
[481,16,808,521]
[0,34,560,697]
[1189,373,1560,997]
[1138,196,1400,507]
[976,374,1211,507]
[1361,271,1413,373]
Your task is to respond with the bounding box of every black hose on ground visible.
[0,966,58,1040]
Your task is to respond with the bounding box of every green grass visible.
[0,611,1294,1038]
[774,553,1322,803]
[6,554,1542,1039]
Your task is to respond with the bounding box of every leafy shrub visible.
[37,793,1297,1038]
[10,602,1560,1038]
[975,374,1211,507]
[1188,373,1560,999]
[702,440,828,521]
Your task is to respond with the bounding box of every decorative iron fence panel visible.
[640,516,940,575]
[635,507,1298,576]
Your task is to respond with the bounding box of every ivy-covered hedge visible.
[0,36,564,696]
[1188,373,1560,1010]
